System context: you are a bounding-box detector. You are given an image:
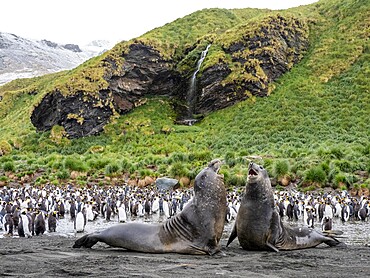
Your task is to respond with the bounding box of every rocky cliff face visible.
[108,43,182,114]
[30,15,309,138]
[31,43,183,138]
[31,90,114,138]
[196,15,309,114]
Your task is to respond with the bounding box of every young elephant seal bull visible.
[73,159,227,255]
[227,162,345,251]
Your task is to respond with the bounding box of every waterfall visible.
[185,44,211,122]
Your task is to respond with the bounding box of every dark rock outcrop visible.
[195,15,309,114]
[31,43,183,138]
[31,91,114,138]
[42,40,58,48]
[31,15,308,138]
[63,44,82,52]
[108,43,182,114]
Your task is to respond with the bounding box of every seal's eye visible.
[259,166,264,170]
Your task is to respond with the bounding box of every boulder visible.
[156,177,179,191]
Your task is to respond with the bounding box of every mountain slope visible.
[0,32,112,85]
[28,12,309,138]
[0,0,369,191]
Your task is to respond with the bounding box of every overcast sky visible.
[1,0,318,46]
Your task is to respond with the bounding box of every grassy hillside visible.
[0,0,369,192]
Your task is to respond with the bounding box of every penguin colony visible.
[0,182,369,238]
[0,183,193,237]
[227,188,369,230]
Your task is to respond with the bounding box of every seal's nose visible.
[249,162,254,168]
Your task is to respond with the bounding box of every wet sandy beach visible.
[1,230,370,278]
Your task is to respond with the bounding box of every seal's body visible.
[227,162,344,251]
[73,159,226,255]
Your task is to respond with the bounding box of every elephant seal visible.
[73,159,227,255]
[227,162,345,251]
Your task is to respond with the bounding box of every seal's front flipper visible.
[212,250,227,257]
[206,245,222,256]
[322,230,344,236]
[323,237,347,248]
[73,234,99,248]
[266,242,279,252]
[226,225,237,247]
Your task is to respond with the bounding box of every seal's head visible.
[246,162,272,200]
[208,159,223,174]
[247,162,270,184]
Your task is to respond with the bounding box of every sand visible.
[1,232,369,278]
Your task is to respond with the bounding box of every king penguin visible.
[34,210,46,236]
[48,211,58,232]
[118,204,127,223]
[162,199,170,219]
[3,213,14,236]
[18,209,32,238]
[321,215,333,231]
[74,207,86,233]
[151,197,159,214]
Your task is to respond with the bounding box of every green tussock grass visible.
[0,0,369,190]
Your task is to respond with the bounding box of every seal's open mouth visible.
[248,168,258,176]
